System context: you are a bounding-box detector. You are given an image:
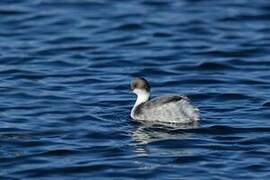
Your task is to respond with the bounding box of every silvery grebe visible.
[130,77,199,123]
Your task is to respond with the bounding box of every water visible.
[1,0,270,179]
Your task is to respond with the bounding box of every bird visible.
[130,77,199,123]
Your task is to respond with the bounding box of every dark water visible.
[1,0,270,179]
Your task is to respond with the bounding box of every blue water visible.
[1,0,270,179]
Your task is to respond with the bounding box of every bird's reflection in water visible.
[131,121,198,156]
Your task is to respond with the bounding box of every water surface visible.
[1,0,270,179]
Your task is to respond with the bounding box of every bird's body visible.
[130,78,199,124]
[131,94,199,123]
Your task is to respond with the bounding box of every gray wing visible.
[134,94,199,123]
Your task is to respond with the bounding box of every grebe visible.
[130,77,199,123]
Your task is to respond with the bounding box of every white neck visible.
[131,89,150,119]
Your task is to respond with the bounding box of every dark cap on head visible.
[130,77,151,92]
